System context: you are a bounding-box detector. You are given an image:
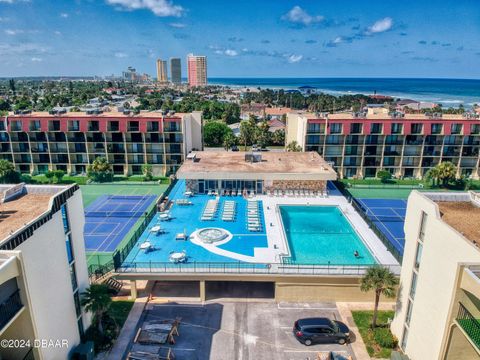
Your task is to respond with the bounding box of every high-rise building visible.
[187,54,207,87]
[156,59,168,83]
[170,57,182,84]
[0,183,91,360]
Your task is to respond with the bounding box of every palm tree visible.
[425,167,440,187]
[360,266,398,328]
[87,156,113,183]
[437,161,457,186]
[81,284,112,334]
[223,132,237,151]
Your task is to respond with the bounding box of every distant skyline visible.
[0,0,479,78]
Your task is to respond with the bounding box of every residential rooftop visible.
[177,151,337,180]
[0,184,73,243]
[5,111,193,118]
[436,201,480,245]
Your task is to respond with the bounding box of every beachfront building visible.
[177,151,336,195]
[170,57,182,84]
[0,183,91,360]
[156,59,168,83]
[187,54,207,87]
[114,151,399,303]
[0,110,203,176]
[391,190,480,360]
[286,110,480,179]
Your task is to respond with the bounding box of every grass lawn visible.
[80,183,169,207]
[109,300,134,328]
[352,310,397,358]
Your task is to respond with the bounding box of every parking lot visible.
[131,301,355,360]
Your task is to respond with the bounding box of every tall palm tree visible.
[360,266,398,328]
[81,284,112,334]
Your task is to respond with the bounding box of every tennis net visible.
[84,210,147,218]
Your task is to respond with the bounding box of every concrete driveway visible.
[132,301,354,360]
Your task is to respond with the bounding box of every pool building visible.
[115,152,399,302]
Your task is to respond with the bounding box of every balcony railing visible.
[116,262,401,276]
[457,302,480,350]
[0,290,23,330]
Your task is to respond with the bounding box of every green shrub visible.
[377,169,392,184]
[373,327,398,348]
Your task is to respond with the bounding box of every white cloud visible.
[366,17,393,34]
[31,57,42,62]
[0,0,30,3]
[54,31,62,35]
[224,49,238,57]
[169,22,185,28]
[287,54,303,63]
[106,0,184,17]
[282,6,324,26]
[114,52,128,58]
[5,29,22,35]
[60,13,69,18]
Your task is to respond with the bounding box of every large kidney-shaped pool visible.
[279,205,376,265]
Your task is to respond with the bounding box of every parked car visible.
[231,145,239,151]
[251,144,259,151]
[293,318,350,346]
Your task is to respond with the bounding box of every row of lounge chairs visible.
[201,199,218,221]
[175,199,193,206]
[222,201,236,221]
[246,200,262,232]
[208,189,242,196]
[267,189,327,198]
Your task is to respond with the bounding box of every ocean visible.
[209,78,480,107]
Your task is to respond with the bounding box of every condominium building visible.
[286,110,480,179]
[391,190,480,359]
[0,183,91,360]
[156,59,168,83]
[187,54,207,87]
[0,111,203,176]
[170,57,182,84]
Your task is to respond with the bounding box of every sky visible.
[0,0,479,78]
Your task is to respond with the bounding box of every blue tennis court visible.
[84,194,157,252]
[355,198,407,255]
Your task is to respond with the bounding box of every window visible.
[471,124,480,135]
[391,123,403,134]
[411,123,423,134]
[73,290,81,317]
[61,204,70,233]
[350,123,362,134]
[70,265,78,291]
[431,123,443,134]
[330,123,342,134]
[414,242,423,269]
[401,326,409,350]
[419,211,427,240]
[405,299,413,325]
[66,234,74,264]
[69,120,80,131]
[451,123,463,134]
[109,121,119,131]
[410,272,418,299]
[370,123,382,134]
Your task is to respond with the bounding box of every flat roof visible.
[176,151,337,181]
[290,111,477,121]
[437,201,480,245]
[0,184,74,243]
[7,111,191,118]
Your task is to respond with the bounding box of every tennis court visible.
[80,183,168,207]
[84,194,158,252]
[355,198,407,255]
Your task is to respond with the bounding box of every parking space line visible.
[277,304,337,310]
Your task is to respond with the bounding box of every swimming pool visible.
[279,206,376,265]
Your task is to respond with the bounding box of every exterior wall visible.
[0,113,203,176]
[0,187,91,360]
[187,55,207,87]
[170,58,182,84]
[156,59,168,83]
[390,191,480,360]
[286,113,480,179]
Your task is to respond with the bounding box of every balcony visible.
[457,303,480,350]
[0,290,23,331]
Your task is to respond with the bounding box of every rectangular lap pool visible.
[279,206,376,265]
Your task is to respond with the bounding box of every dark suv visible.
[293,318,350,346]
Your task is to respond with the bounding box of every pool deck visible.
[259,192,399,266]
